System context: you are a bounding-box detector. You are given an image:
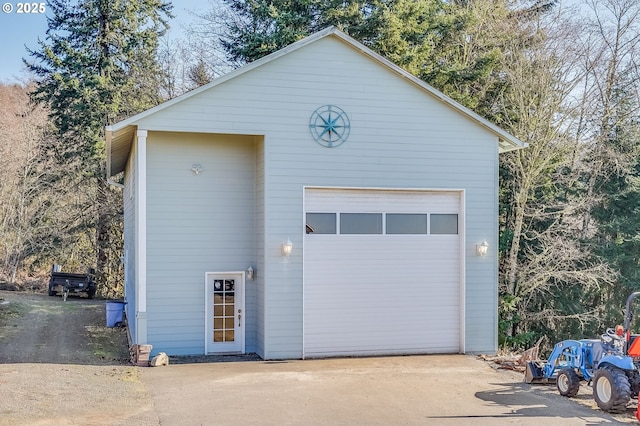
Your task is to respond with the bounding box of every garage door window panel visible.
[340,213,382,234]
[386,214,428,234]
[306,213,337,234]
[430,214,458,234]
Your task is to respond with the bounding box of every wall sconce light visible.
[281,239,293,256]
[246,266,254,281]
[476,241,489,257]
[191,163,203,175]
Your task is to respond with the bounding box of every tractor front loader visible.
[525,291,640,415]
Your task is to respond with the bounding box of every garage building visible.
[105,27,526,359]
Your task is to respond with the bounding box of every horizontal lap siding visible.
[259,40,495,357]
[135,36,498,357]
[145,132,256,356]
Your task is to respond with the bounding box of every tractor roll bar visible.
[624,291,640,336]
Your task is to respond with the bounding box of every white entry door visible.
[205,272,245,354]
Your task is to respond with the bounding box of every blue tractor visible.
[525,292,640,413]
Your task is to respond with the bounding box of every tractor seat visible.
[582,339,605,368]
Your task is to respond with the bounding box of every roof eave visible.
[499,138,528,153]
[106,124,137,178]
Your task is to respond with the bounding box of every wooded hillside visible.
[0,0,638,350]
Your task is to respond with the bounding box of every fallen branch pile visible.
[478,337,545,372]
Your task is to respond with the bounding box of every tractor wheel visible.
[557,369,580,397]
[593,366,631,413]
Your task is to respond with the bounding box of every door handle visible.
[238,309,242,327]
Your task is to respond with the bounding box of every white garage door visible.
[303,188,463,358]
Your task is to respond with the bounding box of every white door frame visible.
[204,271,246,354]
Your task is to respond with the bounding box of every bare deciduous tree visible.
[0,83,54,283]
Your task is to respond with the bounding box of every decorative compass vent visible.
[309,105,350,148]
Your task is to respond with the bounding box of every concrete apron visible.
[139,354,623,425]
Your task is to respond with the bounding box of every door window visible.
[212,279,235,343]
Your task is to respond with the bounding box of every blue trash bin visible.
[106,301,125,327]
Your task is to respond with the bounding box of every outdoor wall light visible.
[476,241,489,257]
[281,239,293,256]
[246,265,254,280]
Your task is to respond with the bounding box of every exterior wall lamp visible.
[246,265,254,280]
[476,241,489,257]
[281,239,293,256]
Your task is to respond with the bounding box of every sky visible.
[0,1,211,83]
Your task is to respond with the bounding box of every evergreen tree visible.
[220,0,385,63]
[188,59,213,89]
[25,0,173,296]
[573,0,640,330]
[589,84,640,325]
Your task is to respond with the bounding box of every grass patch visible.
[86,324,130,363]
[0,299,29,326]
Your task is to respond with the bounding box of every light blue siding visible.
[145,132,258,355]
[260,39,496,357]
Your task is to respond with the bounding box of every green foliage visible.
[26,0,173,163]
[221,0,317,62]
[588,87,640,322]
[221,0,387,63]
[498,294,537,350]
[188,59,213,88]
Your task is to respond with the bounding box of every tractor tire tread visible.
[593,366,631,413]
[557,369,580,397]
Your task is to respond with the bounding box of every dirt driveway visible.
[0,290,636,425]
[0,291,158,425]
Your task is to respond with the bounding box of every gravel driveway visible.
[0,290,636,425]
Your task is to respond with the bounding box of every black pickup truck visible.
[48,264,97,300]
